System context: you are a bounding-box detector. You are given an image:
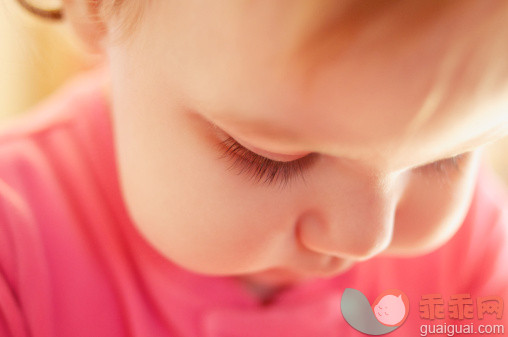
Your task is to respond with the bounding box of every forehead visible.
[204,55,507,173]
[194,1,508,171]
[132,1,508,171]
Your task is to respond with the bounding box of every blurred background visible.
[1,0,507,186]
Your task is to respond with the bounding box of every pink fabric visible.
[0,69,507,336]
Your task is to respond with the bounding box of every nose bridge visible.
[297,159,400,260]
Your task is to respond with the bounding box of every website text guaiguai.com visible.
[420,323,505,336]
[420,323,504,336]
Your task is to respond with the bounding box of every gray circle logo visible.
[341,288,409,335]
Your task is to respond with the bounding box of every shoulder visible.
[0,65,114,280]
[0,66,119,335]
[0,66,109,140]
[466,165,508,279]
[459,165,508,259]
[0,65,103,241]
[472,165,508,226]
[0,66,113,197]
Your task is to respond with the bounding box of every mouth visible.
[239,256,355,289]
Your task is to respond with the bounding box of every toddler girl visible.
[1,1,507,336]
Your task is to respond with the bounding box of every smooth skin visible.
[63,0,508,294]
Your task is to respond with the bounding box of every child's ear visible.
[62,0,107,55]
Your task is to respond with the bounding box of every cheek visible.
[388,152,482,255]
[113,107,295,275]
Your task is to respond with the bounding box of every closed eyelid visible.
[214,135,471,189]
[204,118,314,186]
[234,137,311,162]
[210,123,312,162]
[204,113,473,171]
[416,152,470,172]
[216,136,318,187]
[205,114,473,181]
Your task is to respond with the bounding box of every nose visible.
[296,162,401,260]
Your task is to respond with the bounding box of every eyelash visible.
[218,136,317,187]
[217,136,466,187]
[419,154,465,174]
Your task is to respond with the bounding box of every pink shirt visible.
[0,69,507,337]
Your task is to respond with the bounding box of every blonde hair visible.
[15,0,147,44]
[96,0,147,44]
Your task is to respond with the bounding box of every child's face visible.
[104,1,507,286]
